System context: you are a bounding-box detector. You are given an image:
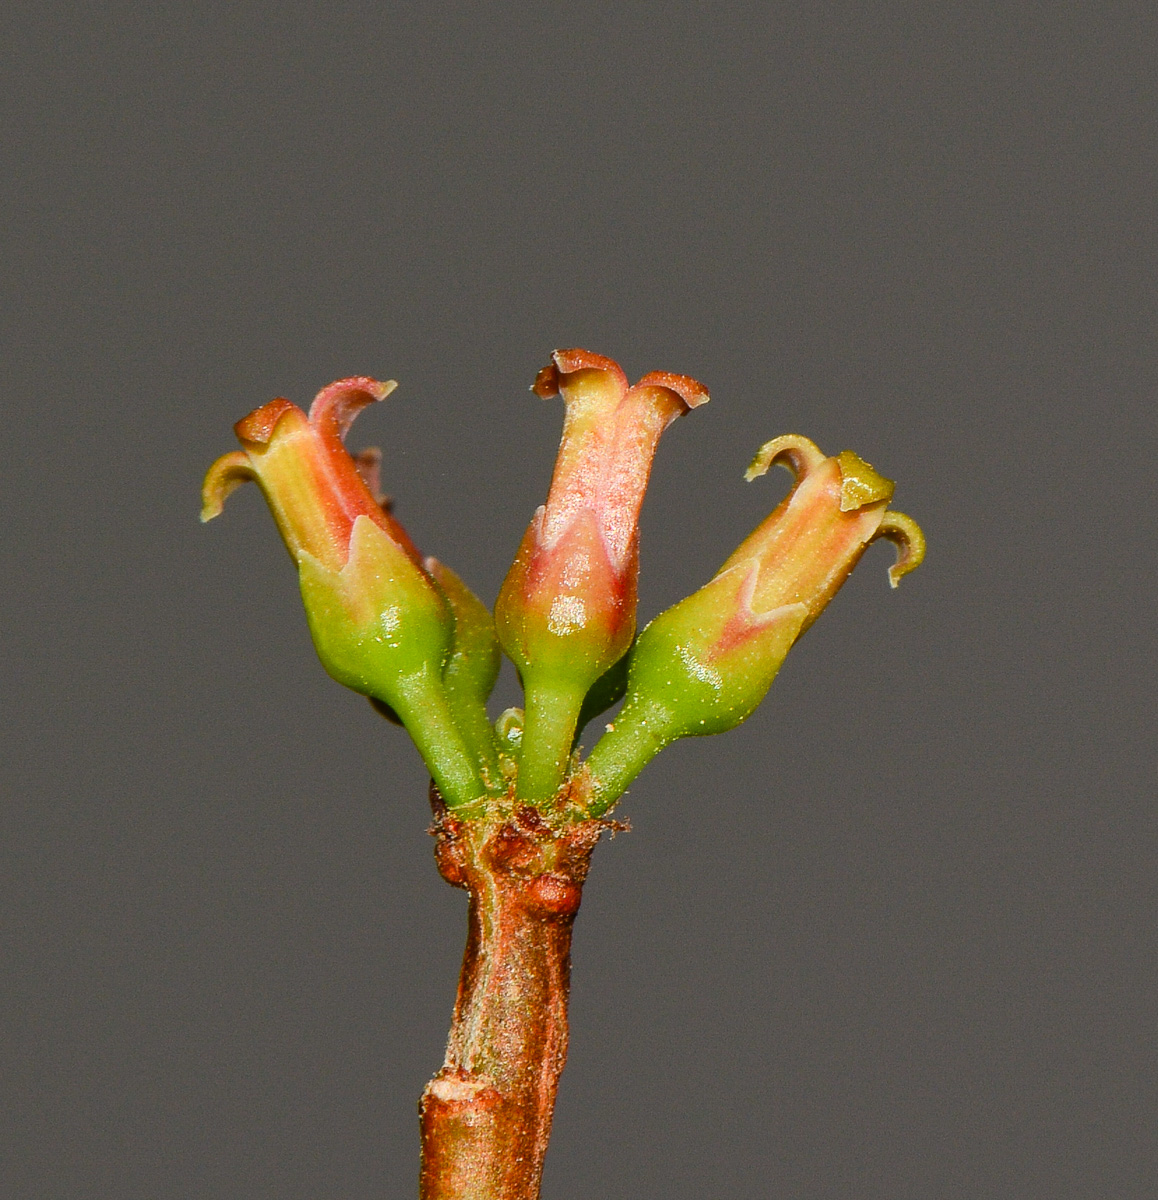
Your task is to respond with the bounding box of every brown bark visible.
[419,789,603,1200]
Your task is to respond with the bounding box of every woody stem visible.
[420,796,600,1200]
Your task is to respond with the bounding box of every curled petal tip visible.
[531,363,560,398]
[234,398,299,447]
[836,449,895,511]
[551,347,625,376]
[532,348,630,399]
[309,376,398,441]
[744,434,825,482]
[635,371,710,410]
[200,451,255,522]
[872,511,926,587]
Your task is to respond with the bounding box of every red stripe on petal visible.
[309,376,397,442]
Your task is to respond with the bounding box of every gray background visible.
[2,3,1154,1197]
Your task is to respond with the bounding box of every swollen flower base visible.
[202,351,925,1200]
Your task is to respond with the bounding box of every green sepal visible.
[583,579,807,814]
[297,517,452,698]
[297,516,486,807]
[626,591,806,738]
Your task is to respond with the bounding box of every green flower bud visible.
[425,557,503,788]
[495,349,707,804]
[201,378,487,808]
[584,435,924,814]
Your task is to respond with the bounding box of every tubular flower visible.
[200,378,486,808]
[494,348,708,803]
[583,434,925,813]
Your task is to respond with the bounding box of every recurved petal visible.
[744,434,826,483]
[871,511,927,587]
[531,362,559,399]
[552,348,623,375]
[201,451,256,522]
[309,376,398,442]
[633,371,710,410]
[234,398,301,446]
[532,348,630,401]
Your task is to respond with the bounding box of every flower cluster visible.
[203,351,923,814]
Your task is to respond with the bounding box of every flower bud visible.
[424,556,502,785]
[201,378,486,807]
[495,349,708,802]
[583,435,924,813]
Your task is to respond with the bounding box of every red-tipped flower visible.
[495,349,708,802]
[583,434,925,812]
[201,377,422,571]
[201,378,486,808]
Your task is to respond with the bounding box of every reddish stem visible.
[420,791,602,1200]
